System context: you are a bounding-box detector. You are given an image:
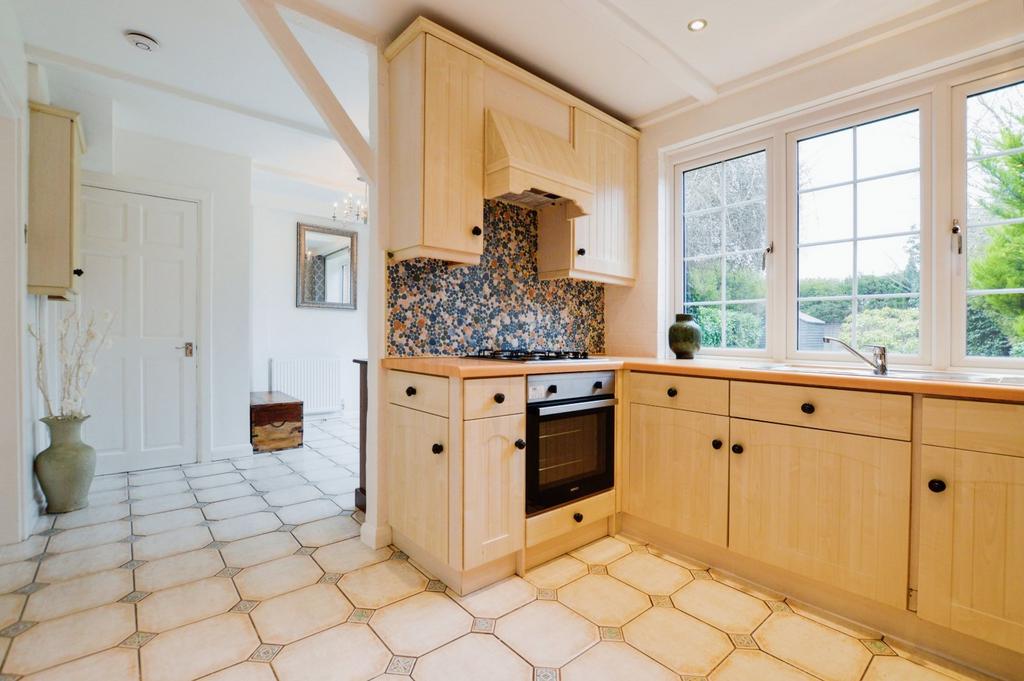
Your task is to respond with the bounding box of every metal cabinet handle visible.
[406,386,417,397]
[712,439,723,450]
[431,443,444,455]
[573,512,583,523]
[471,226,482,236]
[732,444,744,454]
[514,439,526,450]
[928,479,946,493]
[801,402,815,414]
[494,393,505,404]
[667,387,678,398]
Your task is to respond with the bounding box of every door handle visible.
[175,342,194,357]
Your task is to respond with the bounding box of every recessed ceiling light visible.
[124,31,160,52]
[687,18,708,32]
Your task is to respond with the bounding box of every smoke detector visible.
[124,31,160,52]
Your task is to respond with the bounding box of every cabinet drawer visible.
[922,398,1024,458]
[526,490,615,548]
[464,376,525,420]
[388,370,450,417]
[730,381,911,440]
[629,372,728,415]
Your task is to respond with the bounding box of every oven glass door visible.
[526,398,615,515]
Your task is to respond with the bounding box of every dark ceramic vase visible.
[669,313,702,359]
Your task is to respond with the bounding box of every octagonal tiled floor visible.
[0,416,981,680]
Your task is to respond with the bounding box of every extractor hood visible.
[484,109,594,218]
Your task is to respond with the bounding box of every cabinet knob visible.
[431,443,444,455]
[731,443,744,454]
[547,385,558,394]
[593,380,603,390]
[471,226,482,236]
[712,439,723,450]
[73,268,84,277]
[928,479,947,493]
[801,402,815,414]
[514,439,527,450]
[405,386,417,397]
[573,512,583,523]
[667,387,678,398]
[577,248,586,256]
[494,393,505,404]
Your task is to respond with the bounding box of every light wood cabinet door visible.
[463,414,525,569]
[624,404,729,546]
[728,419,910,607]
[571,108,637,285]
[387,405,449,562]
[919,445,1024,653]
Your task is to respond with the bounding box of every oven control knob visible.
[405,386,417,397]
[494,393,506,404]
[431,443,444,455]
[593,381,603,390]
[573,512,583,523]
[667,387,678,397]
[547,385,558,394]
[514,439,526,450]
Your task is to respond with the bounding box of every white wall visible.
[250,174,368,417]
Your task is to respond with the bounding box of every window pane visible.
[683,212,722,257]
[726,303,766,349]
[967,295,1024,357]
[798,128,853,190]
[855,297,920,355]
[968,159,1023,227]
[857,235,920,295]
[685,305,722,348]
[725,202,766,252]
[857,172,920,237]
[856,111,920,178]
[798,300,852,351]
[683,164,721,212]
[967,81,1024,158]
[684,258,721,303]
[799,242,853,297]
[724,152,766,202]
[726,252,766,300]
[798,185,853,244]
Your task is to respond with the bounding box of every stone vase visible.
[35,416,96,514]
[669,313,702,359]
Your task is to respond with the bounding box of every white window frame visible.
[950,66,1024,369]
[785,95,933,366]
[670,138,778,358]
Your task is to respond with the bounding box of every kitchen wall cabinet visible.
[28,101,85,300]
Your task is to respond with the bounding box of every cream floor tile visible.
[276,449,324,464]
[263,485,321,508]
[209,512,281,542]
[132,508,205,536]
[271,623,390,681]
[130,480,190,500]
[570,537,631,565]
[449,576,536,618]
[314,476,359,495]
[137,576,240,633]
[199,661,276,681]
[182,462,235,478]
[300,467,350,483]
[338,560,427,610]
[558,574,650,627]
[524,555,588,589]
[90,474,126,492]
[276,499,340,525]
[130,469,185,486]
[671,578,771,634]
[562,641,678,681]
[494,600,598,667]
[606,551,693,595]
[710,649,818,681]
[231,454,280,470]
[53,503,130,530]
[240,464,292,481]
[333,493,357,511]
[202,495,268,521]
[251,583,353,644]
[624,606,732,676]
[18,646,139,681]
[132,525,214,562]
[251,474,307,493]
[649,547,708,570]
[0,561,36,595]
[787,599,883,639]
[862,656,957,681]
[23,569,133,621]
[370,592,471,657]
[412,633,530,681]
[220,531,300,569]
[0,593,25,629]
[140,613,260,681]
[754,612,873,681]
[710,569,785,600]
[2,603,134,676]
[46,520,130,553]
[313,538,391,574]
[134,549,224,592]
[130,492,197,516]
[188,472,244,490]
[292,516,360,547]
[195,482,255,503]
[89,489,129,506]
[36,542,131,583]
[234,555,322,601]
[0,636,7,664]
[0,536,46,567]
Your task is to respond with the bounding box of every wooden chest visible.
[250,391,303,452]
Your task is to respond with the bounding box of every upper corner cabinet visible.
[387,33,484,265]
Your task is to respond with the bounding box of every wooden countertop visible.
[381,356,1024,403]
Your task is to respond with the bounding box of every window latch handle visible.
[952,219,962,255]
[761,241,774,271]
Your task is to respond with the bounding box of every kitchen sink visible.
[740,364,1024,386]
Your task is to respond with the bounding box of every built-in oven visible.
[525,371,615,515]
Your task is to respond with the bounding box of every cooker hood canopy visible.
[484,109,593,218]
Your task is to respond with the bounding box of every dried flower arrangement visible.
[28,308,114,419]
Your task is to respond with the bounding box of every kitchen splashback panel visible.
[387,200,604,356]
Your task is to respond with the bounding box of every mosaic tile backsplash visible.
[387,200,605,356]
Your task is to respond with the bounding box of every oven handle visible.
[534,398,617,417]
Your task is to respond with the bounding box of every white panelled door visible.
[79,185,199,473]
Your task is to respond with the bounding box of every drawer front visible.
[526,490,615,548]
[464,376,525,420]
[252,422,303,452]
[922,398,1024,458]
[251,403,302,428]
[730,381,911,440]
[388,370,450,417]
[629,372,728,415]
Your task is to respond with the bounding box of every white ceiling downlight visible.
[124,31,160,52]
[687,18,708,32]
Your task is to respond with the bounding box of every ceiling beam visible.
[241,0,375,182]
[561,0,717,103]
[271,0,378,47]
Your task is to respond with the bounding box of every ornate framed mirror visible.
[296,223,357,310]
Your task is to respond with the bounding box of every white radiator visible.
[270,358,345,415]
